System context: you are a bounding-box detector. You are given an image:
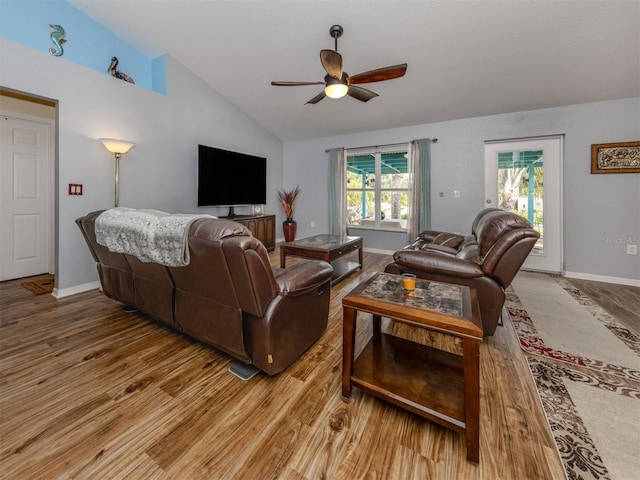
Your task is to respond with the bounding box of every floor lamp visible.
[99,138,136,207]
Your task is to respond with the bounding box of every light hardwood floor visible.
[1,251,637,479]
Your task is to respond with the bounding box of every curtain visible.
[328,147,347,237]
[407,139,431,242]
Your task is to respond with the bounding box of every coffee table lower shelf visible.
[349,332,467,432]
[331,259,362,284]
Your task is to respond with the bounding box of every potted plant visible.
[277,186,300,242]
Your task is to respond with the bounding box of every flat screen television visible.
[197,144,267,214]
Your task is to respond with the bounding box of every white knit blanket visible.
[95,208,215,266]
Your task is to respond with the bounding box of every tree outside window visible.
[497,150,544,235]
[346,150,409,230]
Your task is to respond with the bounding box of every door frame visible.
[484,135,564,273]
[0,110,56,278]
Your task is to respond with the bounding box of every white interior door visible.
[484,136,563,272]
[0,115,52,281]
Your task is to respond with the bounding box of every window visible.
[346,149,409,230]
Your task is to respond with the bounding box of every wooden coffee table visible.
[280,234,363,284]
[341,272,483,463]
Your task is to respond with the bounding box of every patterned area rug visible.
[507,272,640,382]
[527,357,640,480]
[508,272,640,479]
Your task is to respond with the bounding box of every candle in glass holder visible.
[402,273,416,291]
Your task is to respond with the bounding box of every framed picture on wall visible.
[591,141,640,174]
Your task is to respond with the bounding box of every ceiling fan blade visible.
[347,63,407,85]
[305,91,327,105]
[320,49,343,79]
[271,81,325,86]
[347,85,379,102]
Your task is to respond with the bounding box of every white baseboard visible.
[53,281,100,299]
[564,271,640,287]
[363,247,395,255]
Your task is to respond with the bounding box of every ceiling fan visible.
[271,25,407,104]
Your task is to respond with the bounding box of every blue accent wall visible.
[0,0,166,93]
[152,54,168,95]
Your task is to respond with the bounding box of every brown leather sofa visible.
[385,210,539,336]
[76,210,334,375]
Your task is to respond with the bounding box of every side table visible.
[341,272,483,463]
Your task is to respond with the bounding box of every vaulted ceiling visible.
[69,0,640,141]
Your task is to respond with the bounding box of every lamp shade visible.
[324,83,348,99]
[99,138,136,154]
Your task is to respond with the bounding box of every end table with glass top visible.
[341,272,483,463]
[280,234,363,285]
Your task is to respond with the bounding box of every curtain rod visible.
[325,138,437,153]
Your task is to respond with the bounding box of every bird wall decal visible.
[108,57,135,84]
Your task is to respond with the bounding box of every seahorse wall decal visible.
[49,24,66,56]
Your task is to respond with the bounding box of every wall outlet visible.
[310,221,315,228]
[627,244,637,255]
[68,183,83,195]
[454,190,461,198]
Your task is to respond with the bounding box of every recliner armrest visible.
[392,250,485,279]
[272,261,333,296]
[418,230,466,248]
[418,230,445,242]
[418,243,459,255]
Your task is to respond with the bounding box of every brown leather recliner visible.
[405,207,503,254]
[384,210,539,336]
[76,210,334,375]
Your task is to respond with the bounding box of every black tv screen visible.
[197,145,267,207]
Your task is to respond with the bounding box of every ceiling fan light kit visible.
[271,25,407,104]
[324,76,349,99]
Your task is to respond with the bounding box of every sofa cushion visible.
[432,232,467,248]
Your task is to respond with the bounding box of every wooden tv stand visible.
[222,214,275,252]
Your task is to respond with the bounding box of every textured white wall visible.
[2,35,636,286]
[0,39,283,292]
[284,97,640,283]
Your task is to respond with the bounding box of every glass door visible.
[484,136,563,272]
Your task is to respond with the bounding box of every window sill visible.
[348,225,407,233]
